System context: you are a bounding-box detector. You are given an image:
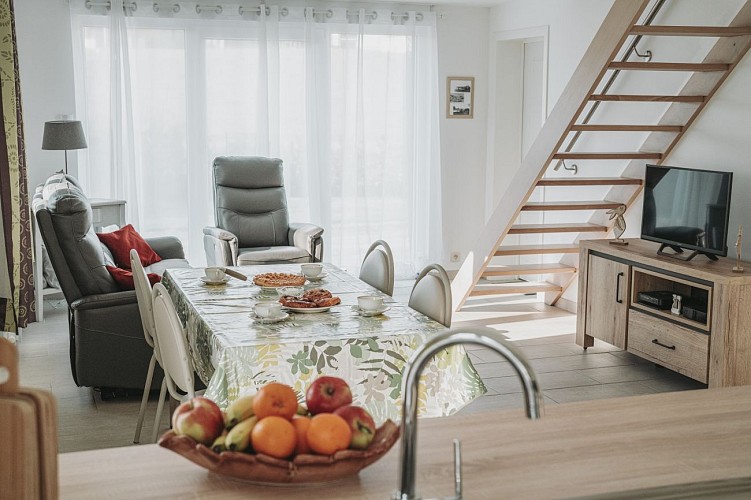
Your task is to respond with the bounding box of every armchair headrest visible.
[213,156,284,189]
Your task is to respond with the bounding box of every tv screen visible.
[641,165,733,256]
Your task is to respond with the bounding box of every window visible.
[71,4,441,275]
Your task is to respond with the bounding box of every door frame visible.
[485,25,550,220]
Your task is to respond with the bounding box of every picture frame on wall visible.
[446,76,474,119]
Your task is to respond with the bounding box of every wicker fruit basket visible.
[158,420,400,485]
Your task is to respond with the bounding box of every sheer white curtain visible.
[70,2,442,275]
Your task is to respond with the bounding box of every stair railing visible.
[552,0,667,173]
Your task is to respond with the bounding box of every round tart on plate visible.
[279,288,341,310]
[253,272,307,288]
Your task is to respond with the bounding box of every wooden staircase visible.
[452,0,751,309]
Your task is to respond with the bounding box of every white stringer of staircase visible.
[452,0,751,311]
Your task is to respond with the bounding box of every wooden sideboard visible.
[576,238,751,387]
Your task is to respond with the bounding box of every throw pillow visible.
[97,224,162,269]
[106,266,161,290]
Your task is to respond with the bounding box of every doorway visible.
[485,26,548,270]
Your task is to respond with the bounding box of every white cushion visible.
[237,246,310,265]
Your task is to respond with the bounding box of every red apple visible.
[172,396,224,445]
[333,405,376,450]
[305,376,352,414]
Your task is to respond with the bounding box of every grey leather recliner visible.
[33,174,190,390]
[203,156,324,266]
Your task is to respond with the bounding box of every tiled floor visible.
[16,282,705,453]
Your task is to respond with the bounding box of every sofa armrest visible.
[289,223,324,262]
[146,236,185,260]
[71,290,138,311]
[203,226,238,266]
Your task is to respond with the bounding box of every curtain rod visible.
[83,1,428,20]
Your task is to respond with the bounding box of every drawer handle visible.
[615,272,624,304]
[652,339,676,350]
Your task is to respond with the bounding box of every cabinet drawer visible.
[627,310,709,383]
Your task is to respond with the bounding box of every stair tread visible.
[569,125,683,132]
[483,264,577,276]
[495,244,580,255]
[469,281,563,296]
[630,25,751,37]
[609,61,731,72]
[536,177,643,186]
[553,152,662,159]
[522,200,623,210]
[589,94,705,102]
[509,223,608,234]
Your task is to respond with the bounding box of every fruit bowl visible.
[158,420,400,485]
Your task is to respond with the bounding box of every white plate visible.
[304,272,328,282]
[283,305,334,314]
[352,305,390,317]
[200,276,230,286]
[250,312,289,324]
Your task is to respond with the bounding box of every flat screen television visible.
[641,165,733,261]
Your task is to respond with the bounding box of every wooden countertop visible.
[59,386,751,499]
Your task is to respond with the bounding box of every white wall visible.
[15,0,78,191]
[435,5,490,270]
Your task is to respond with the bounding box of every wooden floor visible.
[17,282,704,453]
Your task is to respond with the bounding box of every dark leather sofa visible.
[32,174,190,390]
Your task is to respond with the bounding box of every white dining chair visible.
[151,282,198,441]
[408,264,452,327]
[131,249,165,444]
[358,240,395,296]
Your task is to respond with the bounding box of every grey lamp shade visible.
[42,120,88,150]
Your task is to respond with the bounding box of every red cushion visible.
[97,224,162,269]
[106,266,161,290]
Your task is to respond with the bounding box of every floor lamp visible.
[42,120,88,175]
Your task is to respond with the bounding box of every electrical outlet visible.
[450,251,461,263]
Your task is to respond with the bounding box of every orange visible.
[306,413,352,455]
[252,382,298,420]
[251,416,297,459]
[291,415,312,455]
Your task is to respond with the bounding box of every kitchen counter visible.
[59,386,751,498]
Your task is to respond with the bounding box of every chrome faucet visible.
[393,327,543,500]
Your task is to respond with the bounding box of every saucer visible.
[250,312,289,324]
[352,305,390,317]
[304,272,328,282]
[201,276,230,286]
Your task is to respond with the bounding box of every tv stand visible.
[656,243,719,261]
[576,238,751,387]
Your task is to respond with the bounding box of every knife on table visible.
[222,268,248,281]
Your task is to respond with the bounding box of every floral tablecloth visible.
[162,264,486,423]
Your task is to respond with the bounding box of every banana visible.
[296,403,309,416]
[211,430,229,454]
[225,416,258,452]
[225,394,255,427]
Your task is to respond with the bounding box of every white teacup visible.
[205,267,226,281]
[254,301,283,318]
[358,295,384,312]
[301,263,323,278]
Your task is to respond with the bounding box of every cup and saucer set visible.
[352,295,390,317]
[300,263,328,281]
[250,301,289,324]
[200,267,230,286]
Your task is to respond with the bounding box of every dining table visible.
[161,263,486,423]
